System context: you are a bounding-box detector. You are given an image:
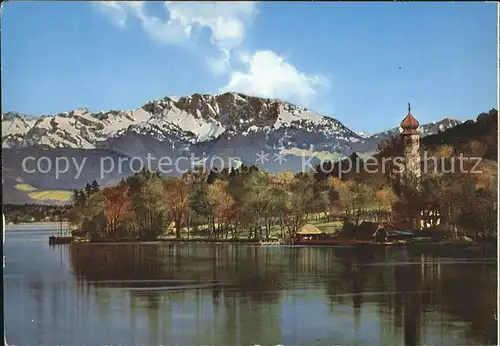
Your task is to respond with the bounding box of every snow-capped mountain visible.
[2,92,365,152]
[2,92,462,204]
[3,92,460,156]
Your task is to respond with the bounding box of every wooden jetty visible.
[48,220,72,245]
[259,240,282,246]
[48,236,72,245]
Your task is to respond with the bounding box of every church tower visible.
[400,103,422,230]
[400,103,421,189]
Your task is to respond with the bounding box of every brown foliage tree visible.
[102,182,131,238]
[163,177,191,239]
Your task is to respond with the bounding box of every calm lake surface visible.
[4,229,498,346]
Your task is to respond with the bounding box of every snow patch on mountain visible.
[147,107,226,142]
[273,104,324,129]
[355,131,372,138]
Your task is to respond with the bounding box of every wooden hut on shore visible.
[295,224,325,240]
[293,224,334,245]
[356,221,416,243]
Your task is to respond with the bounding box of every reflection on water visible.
[4,230,497,345]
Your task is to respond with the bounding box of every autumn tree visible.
[163,176,191,239]
[436,144,455,158]
[208,180,234,238]
[102,182,131,238]
[372,187,398,222]
[457,162,497,238]
[183,165,208,185]
[277,174,315,238]
[322,176,342,220]
[267,184,289,239]
[335,180,375,227]
[242,172,289,240]
[421,173,475,238]
[190,179,234,239]
[273,171,296,187]
[243,172,271,239]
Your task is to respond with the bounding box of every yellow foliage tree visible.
[207,180,234,236]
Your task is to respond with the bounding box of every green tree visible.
[80,191,107,240]
[189,181,216,237]
[126,169,169,240]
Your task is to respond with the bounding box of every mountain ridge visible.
[2,91,460,151]
[2,91,464,205]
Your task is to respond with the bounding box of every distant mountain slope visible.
[422,109,497,160]
[350,118,462,154]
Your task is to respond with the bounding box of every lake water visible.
[4,229,498,345]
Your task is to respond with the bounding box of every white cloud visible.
[207,49,231,76]
[98,1,127,28]
[96,1,329,106]
[164,2,256,50]
[222,51,329,106]
[97,1,256,49]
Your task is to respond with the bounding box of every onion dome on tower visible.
[400,102,419,135]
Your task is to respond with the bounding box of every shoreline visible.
[76,238,261,245]
[6,221,70,225]
[6,222,72,231]
[67,238,495,247]
[8,223,495,248]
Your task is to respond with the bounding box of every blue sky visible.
[2,1,497,132]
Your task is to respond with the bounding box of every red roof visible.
[400,103,420,135]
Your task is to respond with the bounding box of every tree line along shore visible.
[4,109,497,244]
